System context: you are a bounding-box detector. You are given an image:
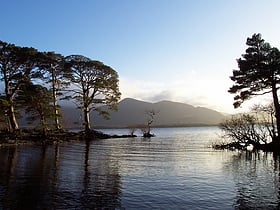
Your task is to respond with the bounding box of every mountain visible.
[61,98,225,128]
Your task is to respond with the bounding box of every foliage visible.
[64,55,121,131]
[229,33,280,107]
[0,40,42,131]
[15,82,54,133]
[38,51,70,129]
[228,33,280,144]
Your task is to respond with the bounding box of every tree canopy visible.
[0,40,42,131]
[229,33,280,108]
[64,55,121,132]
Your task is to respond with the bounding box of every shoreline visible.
[0,129,137,147]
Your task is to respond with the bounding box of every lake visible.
[0,126,280,209]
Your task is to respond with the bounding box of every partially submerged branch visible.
[216,104,277,151]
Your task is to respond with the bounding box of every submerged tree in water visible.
[142,109,158,137]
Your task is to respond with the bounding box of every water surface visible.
[0,127,280,209]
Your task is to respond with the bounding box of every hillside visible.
[61,98,225,128]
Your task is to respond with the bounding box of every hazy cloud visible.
[144,90,174,102]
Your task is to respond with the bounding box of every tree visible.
[0,40,41,132]
[0,95,9,130]
[39,51,70,130]
[128,125,138,137]
[251,103,277,140]
[220,112,273,150]
[15,82,54,135]
[229,33,280,145]
[142,109,158,137]
[64,55,121,132]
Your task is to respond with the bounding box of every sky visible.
[1,0,280,113]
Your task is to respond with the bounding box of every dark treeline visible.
[0,40,121,134]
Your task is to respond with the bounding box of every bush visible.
[219,113,273,150]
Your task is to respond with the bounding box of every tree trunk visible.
[40,114,47,136]
[5,81,19,132]
[8,100,19,132]
[54,106,60,130]
[53,88,60,130]
[84,106,91,132]
[52,71,61,130]
[147,122,151,135]
[272,84,280,145]
[5,115,12,132]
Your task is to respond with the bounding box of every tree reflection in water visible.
[81,140,122,209]
[2,130,280,209]
[0,142,122,209]
[225,151,280,209]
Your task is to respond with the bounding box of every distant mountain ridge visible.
[61,98,225,128]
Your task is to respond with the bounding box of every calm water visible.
[1,127,280,209]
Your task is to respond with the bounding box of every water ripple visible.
[0,127,280,209]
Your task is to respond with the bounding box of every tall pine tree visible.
[229,33,280,145]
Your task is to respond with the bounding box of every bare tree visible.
[143,109,158,137]
[127,125,137,137]
[251,103,277,140]
[219,104,276,150]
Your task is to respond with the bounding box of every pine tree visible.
[229,33,280,145]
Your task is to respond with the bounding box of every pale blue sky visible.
[1,0,280,113]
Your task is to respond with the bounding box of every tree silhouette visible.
[229,33,280,145]
[142,109,158,137]
[39,51,70,130]
[220,113,272,150]
[64,55,121,132]
[0,40,41,132]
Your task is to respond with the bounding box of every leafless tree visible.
[219,103,275,150]
[143,109,158,137]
